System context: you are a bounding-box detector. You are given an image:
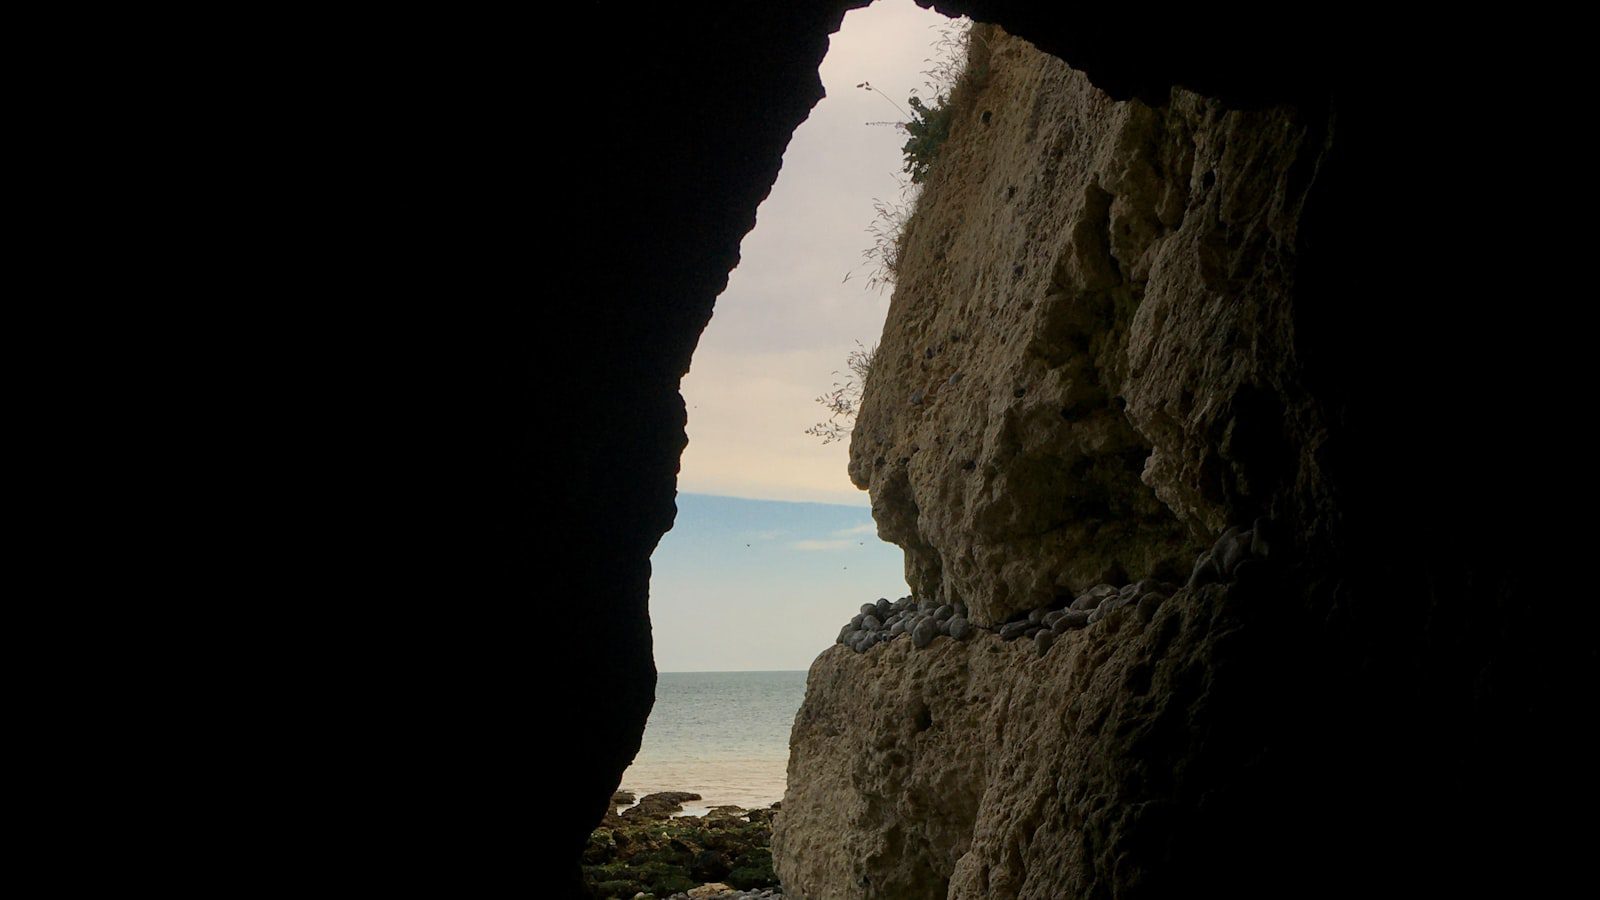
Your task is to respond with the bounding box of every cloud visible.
[831,523,877,537]
[748,529,783,541]
[790,539,855,552]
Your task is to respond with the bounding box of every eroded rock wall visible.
[775,29,1352,899]
[774,576,1289,899]
[540,2,1557,893]
[846,29,1329,627]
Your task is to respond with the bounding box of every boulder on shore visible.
[622,791,703,819]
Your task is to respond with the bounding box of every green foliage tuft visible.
[901,93,955,184]
[847,20,992,294]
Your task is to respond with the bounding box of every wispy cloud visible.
[748,529,784,541]
[790,539,855,552]
[831,523,877,537]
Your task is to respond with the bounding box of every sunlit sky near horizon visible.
[650,494,909,672]
[649,0,947,671]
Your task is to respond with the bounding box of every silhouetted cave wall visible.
[542,5,869,895]
[544,2,1567,895]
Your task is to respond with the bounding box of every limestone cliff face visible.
[845,28,1329,627]
[774,578,1280,899]
[546,2,1551,892]
[775,30,1340,898]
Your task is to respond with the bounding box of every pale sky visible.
[651,0,949,671]
[677,0,950,507]
[650,494,909,672]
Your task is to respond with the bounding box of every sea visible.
[619,670,809,817]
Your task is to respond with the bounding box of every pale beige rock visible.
[779,27,1332,900]
[774,579,1253,898]
[847,28,1328,627]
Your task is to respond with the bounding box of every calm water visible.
[620,670,808,816]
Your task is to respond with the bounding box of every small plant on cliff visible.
[900,92,955,184]
[855,81,953,186]
[806,342,877,445]
[846,19,989,292]
[859,189,914,293]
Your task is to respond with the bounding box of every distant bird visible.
[842,271,853,283]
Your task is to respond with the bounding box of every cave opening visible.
[606,0,950,828]
[561,2,1553,896]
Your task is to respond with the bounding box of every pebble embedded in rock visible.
[1043,609,1065,627]
[1211,525,1240,560]
[1035,630,1054,656]
[890,619,907,636]
[948,616,970,639]
[862,614,882,631]
[1218,531,1247,575]
[1028,607,1046,624]
[1089,597,1130,625]
[875,597,893,616]
[999,621,1029,641]
[912,617,938,649]
[1052,609,1090,632]
[934,604,953,621]
[1071,583,1117,611]
[1188,552,1220,588]
[851,613,865,628]
[860,603,878,617]
[1251,517,1272,558]
[1136,592,1167,622]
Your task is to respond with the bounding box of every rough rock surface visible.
[544,2,1558,895]
[774,577,1280,899]
[777,29,1344,899]
[846,28,1328,627]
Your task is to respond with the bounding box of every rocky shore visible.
[584,791,783,899]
